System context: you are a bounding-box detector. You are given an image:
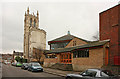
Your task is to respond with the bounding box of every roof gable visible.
[48,34,90,44]
[65,37,88,48]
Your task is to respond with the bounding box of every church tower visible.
[24,7,46,60]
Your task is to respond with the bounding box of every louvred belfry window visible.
[34,19,36,27]
[30,18,32,26]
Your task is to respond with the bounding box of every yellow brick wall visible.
[65,38,87,48]
[72,47,104,71]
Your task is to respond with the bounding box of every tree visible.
[15,56,27,63]
[15,56,21,62]
[92,31,99,41]
[33,48,43,64]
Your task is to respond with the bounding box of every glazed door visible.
[60,53,72,64]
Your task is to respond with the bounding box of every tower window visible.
[73,41,76,46]
[34,19,36,27]
[30,18,32,26]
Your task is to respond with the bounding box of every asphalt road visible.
[2,64,65,79]
[0,62,2,79]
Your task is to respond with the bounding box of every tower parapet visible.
[24,7,39,28]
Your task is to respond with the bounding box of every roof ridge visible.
[48,34,90,43]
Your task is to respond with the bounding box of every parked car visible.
[66,69,119,79]
[4,61,11,65]
[21,63,28,70]
[11,62,17,66]
[16,62,22,67]
[27,62,43,72]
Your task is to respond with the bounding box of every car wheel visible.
[66,77,72,79]
[28,68,30,71]
[41,70,43,72]
[31,69,34,72]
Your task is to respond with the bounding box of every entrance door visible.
[60,53,72,64]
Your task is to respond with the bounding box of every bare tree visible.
[33,48,44,64]
[92,31,99,41]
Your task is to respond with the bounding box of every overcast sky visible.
[0,0,119,54]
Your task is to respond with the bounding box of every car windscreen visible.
[32,63,41,66]
[81,70,97,77]
[23,63,28,66]
[17,62,21,64]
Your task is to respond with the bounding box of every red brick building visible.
[100,4,120,65]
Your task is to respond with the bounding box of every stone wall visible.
[29,28,46,56]
[43,58,57,67]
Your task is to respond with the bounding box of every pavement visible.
[44,68,81,77]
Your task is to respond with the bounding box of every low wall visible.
[43,58,57,67]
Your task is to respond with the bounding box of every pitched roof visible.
[48,34,90,44]
[44,39,110,54]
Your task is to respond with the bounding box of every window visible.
[73,41,74,46]
[82,70,97,77]
[30,18,32,26]
[45,54,57,58]
[51,42,69,49]
[81,70,97,77]
[60,53,72,64]
[24,17,26,23]
[73,41,76,46]
[34,19,36,27]
[73,49,89,58]
[74,41,76,46]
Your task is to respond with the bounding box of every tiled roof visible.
[48,34,90,43]
[44,39,110,54]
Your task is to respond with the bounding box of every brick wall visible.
[100,4,120,65]
[65,38,87,48]
[72,47,104,71]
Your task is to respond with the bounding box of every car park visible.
[66,69,119,79]
[21,63,28,70]
[27,62,43,72]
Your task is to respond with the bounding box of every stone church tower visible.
[24,7,46,60]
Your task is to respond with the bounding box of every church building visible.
[44,31,109,71]
[23,7,46,61]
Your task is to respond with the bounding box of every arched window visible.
[34,19,36,27]
[24,17,26,23]
[30,18,32,26]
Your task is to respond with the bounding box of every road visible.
[2,64,65,79]
[0,62,2,79]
